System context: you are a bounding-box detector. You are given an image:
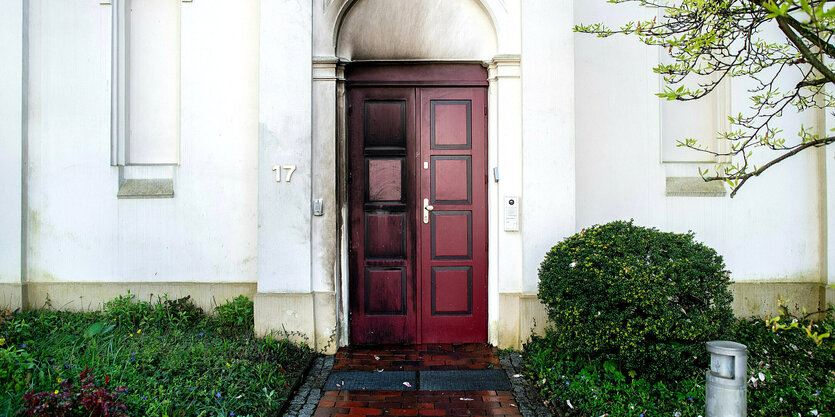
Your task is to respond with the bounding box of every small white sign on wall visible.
[504,196,519,231]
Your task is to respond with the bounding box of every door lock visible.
[423,198,434,224]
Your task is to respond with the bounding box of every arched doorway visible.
[333,0,498,344]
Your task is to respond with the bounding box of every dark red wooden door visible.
[417,88,487,343]
[349,88,418,344]
[348,85,486,344]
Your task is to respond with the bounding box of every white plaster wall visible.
[336,0,497,61]
[257,0,313,293]
[573,1,823,284]
[0,1,23,287]
[520,0,575,293]
[25,0,259,285]
[315,0,518,57]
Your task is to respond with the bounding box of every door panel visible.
[348,85,486,344]
[349,88,417,344]
[418,88,487,343]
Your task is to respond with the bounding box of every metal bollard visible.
[705,341,747,417]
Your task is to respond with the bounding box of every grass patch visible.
[0,294,312,417]
[523,314,835,416]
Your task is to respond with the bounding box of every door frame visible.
[340,63,490,345]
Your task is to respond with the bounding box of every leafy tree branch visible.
[577,0,835,197]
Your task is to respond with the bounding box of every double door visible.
[348,86,487,344]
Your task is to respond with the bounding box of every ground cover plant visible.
[525,311,834,416]
[0,293,311,417]
[526,220,834,416]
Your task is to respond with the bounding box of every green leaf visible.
[603,360,618,374]
[84,320,106,338]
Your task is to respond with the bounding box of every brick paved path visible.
[301,344,529,417]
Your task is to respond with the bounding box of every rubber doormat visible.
[324,371,417,391]
[420,370,511,391]
[323,370,510,391]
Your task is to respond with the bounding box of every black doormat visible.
[324,371,417,391]
[323,370,511,391]
[420,370,511,391]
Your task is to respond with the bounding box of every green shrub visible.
[103,293,203,330]
[523,312,835,416]
[524,333,706,416]
[0,294,310,416]
[20,368,128,417]
[103,292,153,327]
[739,305,835,416]
[0,346,35,394]
[147,294,204,329]
[215,295,254,330]
[537,220,734,381]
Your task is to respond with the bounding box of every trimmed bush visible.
[537,220,734,381]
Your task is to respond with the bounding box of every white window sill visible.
[117,179,174,199]
[665,177,726,197]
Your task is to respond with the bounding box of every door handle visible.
[423,198,434,224]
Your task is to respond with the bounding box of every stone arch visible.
[333,0,498,61]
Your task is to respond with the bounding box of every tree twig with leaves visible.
[577,0,835,197]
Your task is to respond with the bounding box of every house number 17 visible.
[272,165,296,182]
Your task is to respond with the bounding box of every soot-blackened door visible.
[348,83,486,345]
[348,88,418,344]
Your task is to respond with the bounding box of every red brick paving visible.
[314,344,523,417]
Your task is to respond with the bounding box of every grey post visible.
[705,341,747,417]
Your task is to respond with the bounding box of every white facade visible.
[1,0,832,351]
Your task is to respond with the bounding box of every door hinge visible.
[348,105,353,115]
[346,171,353,184]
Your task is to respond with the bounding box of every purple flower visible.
[688,397,693,401]
[230,413,235,416]
[216,392,222,398]
[21,344,26,348]
[199,333,204,336]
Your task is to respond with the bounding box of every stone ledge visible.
[254,292,317,351]
[22,281,255,312]
[0,283,24,310]
[665,176,726,197]
[252,291,336,353]
[117,178,174,199]
[731,282,829,319]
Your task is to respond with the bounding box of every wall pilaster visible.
[0,0,25,310]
